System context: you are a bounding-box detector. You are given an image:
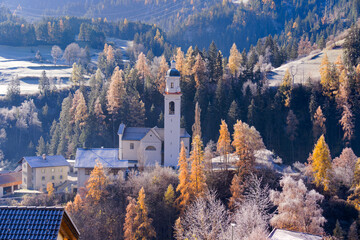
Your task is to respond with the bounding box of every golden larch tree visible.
[185,46,195,76]
[124,197,137,240]
[74,90,88,127]
[189,135,207,199]
[134,187,156,239]
[164,184,175,207]
[106,45,115,63]
[228,173,245,209]
[311,135,332,191]
[228,43,242,76]
[320,53,338,97]
[313,106,326,140]
[47,182,54,197]
[353,158,360,188]
[176,142,191,212]
[217,120,232,169]
[175,47,185,76]
[106,67,126,115]
[66,194,83,216]
[135,52,151,81]
[232,120,264,175]
[192,54,207,89]
[155,55,169,93]
[279,69,292,107]
[86,160,108,204]
[192,102,201,139]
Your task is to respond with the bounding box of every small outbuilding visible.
[0,171,22,197]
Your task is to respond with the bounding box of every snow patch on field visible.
[0,45,73,95]
[267,45,344,86]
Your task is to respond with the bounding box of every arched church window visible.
[145,146,156,151]
[169,101,175,115]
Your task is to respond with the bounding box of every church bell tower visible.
[164,60,182,167]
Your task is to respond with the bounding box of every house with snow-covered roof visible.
[20,154,70,191]
[75,61,190,188]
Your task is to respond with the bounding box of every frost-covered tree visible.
[174,191,229,240]
[332,148,358,188]
[270,176,326,235]
[51,45,63,65]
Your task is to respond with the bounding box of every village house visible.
[20,154,70,191]
[75,61,190,187]
[0,206,80,240]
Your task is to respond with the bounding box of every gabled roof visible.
[268,228,322,240]
[117,123,125,135]
[0,172,21,187]
[0,206,80,240]
[122,127,152,141]
[75,148,128,169]
[22,155,70,168]
[119,124,191,141]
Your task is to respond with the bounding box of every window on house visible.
[60,168,63,172]
[145,146,156,151]
[130,143,134,149]
[85,169,92,175]
[42,176,45,181]
[24,178,26,184]
[169,101,175,115]
[51,176,55,180]
[171,82,174,88]
[60,175,63,180]
[23,164,26,169]
[51,168,55,173]
[41,169,45,173]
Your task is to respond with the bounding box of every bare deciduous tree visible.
[51,45,63,65]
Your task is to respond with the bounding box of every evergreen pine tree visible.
[333,220,345,240]
[127,95,146,127]
[36,136,46,156]
[348,221,359,240]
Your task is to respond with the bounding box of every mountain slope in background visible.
[2,0,218,30]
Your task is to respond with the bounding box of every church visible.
[75,61,190,187]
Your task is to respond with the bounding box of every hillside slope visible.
[267,43,344,86]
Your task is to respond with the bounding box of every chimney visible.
[42,154,46,160]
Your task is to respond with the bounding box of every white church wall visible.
[77,168,89,188]
[122,140,140,160]
[140,130,162,165]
